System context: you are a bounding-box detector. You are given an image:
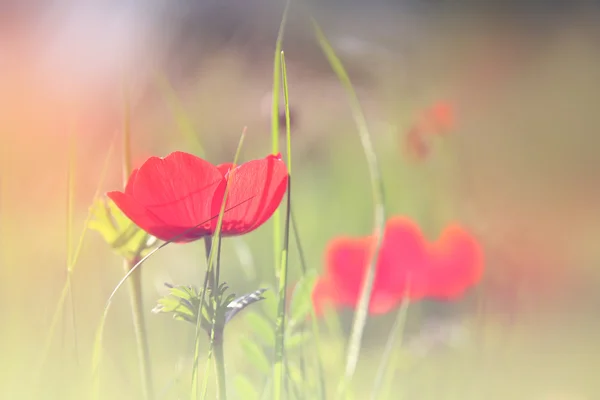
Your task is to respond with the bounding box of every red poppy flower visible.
[107,151,288,243]
[312,216,483,316]
[403,100,456,160]
[425,101,455,135]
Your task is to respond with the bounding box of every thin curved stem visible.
[312,19,387,399]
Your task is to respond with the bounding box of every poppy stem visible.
[124,257,155,400]
[215,236,222,288]
[203,237,216,291]
[213,330,227,400]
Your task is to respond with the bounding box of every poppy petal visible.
[318,216,483,317]
[107,191,180,241]
[324,220,424,314]
[379,217,430,300]
[325,236,372,306]
[368,291,405,314]
[124,168,138,195]
[129,151,226,234]
[428,101,455,134]
[217,163,234,176]
[218,154,288,236]
[426,224,484,298]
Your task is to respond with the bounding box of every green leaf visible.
[169,285,198,301]
[289,270,318,327]
[233,375,259,400]
[239,336,271,375]
[245,312,276,346]
[152,283,203,325]
[89,197,157,260]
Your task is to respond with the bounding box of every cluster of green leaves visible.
[152,283,268,331]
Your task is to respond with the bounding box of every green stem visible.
[271,0,291,280]
[370,293,411,400]
[213,331,227,400]
[273,176,292,400]
[124,258,155,400]
[204,237,216,290]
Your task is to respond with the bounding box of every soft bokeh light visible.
[2,2,600,400]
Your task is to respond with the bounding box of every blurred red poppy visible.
[403,100,456,160]
[107,151,288,243]
[425,101,455,135]
[312,216,483,316]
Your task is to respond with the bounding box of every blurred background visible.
[2,1,600,399]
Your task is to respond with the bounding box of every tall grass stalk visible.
[271,0,291,278]
[311,19,387,399]
[370,292,411,400]
[66,132,80,364]
[39,131,116,382]
[273,50,293,400]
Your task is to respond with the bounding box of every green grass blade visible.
[155,73,205,157]
[370,294,411,400]
[309,298,327,400]
[311,19,387,399]
[273,181,292,400]
[195,127,248,400]
[281,52,292,176]
[38,131,116,382]
[91,311,109,400]
[271,0,290,279]
[92,239,172,400]
[68,132,118,271]
[66,131,80,364]
[273,50,293,400]
[271,1,290,154]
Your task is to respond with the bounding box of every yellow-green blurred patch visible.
[89,197,157,260]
